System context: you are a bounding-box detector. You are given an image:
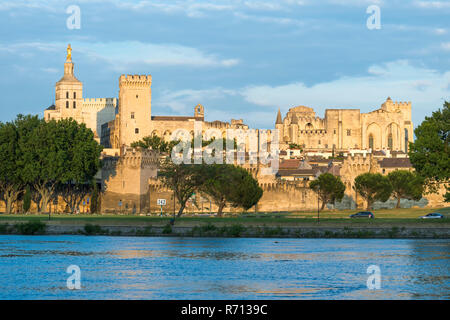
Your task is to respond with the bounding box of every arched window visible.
[66,101,69,108]
[369,134,374,150]
[404,129,408,153]
[388,133,393,150]
[66,92,69,99]
[73,101,76,109]
[73,92,76,99]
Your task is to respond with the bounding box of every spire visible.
[57,44,81,84]
[276,108,282,125]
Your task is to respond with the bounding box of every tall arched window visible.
[369,134,374,150]
[388,133,393,150]
[66,101,69,108]
[73,92,76,99]
[66,91,69,99]
[73,101,76,109]
[404,129,409,153]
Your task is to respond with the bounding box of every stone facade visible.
[276,99,414,153]
[44,45,117,140]
[35,45,448,214]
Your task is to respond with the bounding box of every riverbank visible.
[1,207,448,238]
[1,220,449,238]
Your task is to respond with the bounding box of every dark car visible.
[350,211,374,219]
[420,212,445,219]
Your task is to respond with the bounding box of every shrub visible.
[14,221,47,235]
[162,223,172,234]
[83,224,108,235]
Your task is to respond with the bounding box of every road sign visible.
[157,199,166,206]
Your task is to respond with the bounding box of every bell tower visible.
[55,44,83,121]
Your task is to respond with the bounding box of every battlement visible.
[382,97,411,110]
[119,74,152,86]
[83,98,117,104]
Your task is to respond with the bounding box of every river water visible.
[0,235,448,299]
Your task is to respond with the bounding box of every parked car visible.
[420,212,445,219]
[350,211,374,219]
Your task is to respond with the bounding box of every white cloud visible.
[442,42,450,51]
[0,41,239,69]
[414,1,450,8]
[240,60,449,125]
[155,88,237,113]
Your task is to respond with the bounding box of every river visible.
[0,235,448,299]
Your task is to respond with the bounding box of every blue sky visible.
[0,0,449,129]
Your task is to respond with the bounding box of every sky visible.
[0,0,449,129]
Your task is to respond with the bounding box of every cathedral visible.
[276,100,413,153]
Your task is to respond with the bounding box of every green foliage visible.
[83,224,108,235]
[14,221,46,235]
[387,170,424,208]
[0,223,9,234]
[409,101,449,201]
[131,135,180,153]
[199,164,263,216]
[220,224,246,237]
[354,173,393,210]
[309,173,346,210]
[158,159,206,219]
[288,143,302,150]
[22,185,32,213]
[162,223,172,234]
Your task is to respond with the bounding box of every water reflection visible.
[0,236,448,299]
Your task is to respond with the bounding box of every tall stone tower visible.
[118,75,152,147]
[54,44,83,121]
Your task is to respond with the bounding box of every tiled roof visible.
[379,158,412,168]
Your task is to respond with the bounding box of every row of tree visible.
[310,170,424,211]
[0,115,102,214]
[158,159,263,223]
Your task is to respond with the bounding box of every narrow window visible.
[73,92,76,99]
[333,129,336,134]
[369,135,374,149]
[136,94,138,99]
[347,129,351,136]
[135,128,139,134]
[388,133,393,150]
[73,101,76,109]
[66,92,69,99]
[66,101,69,108]
[131,112,135,119]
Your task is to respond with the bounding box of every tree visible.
[200,164,263,216]
[90,182,100,214]
[354,173,392,210]
[22,185,31,213]
[18,116,62,213]
[158,159,204,222]
[409,101,449,201]
[131,135,179,153]
[387,170,424,208]
[309,173,346,211]
[55,119,103,214]
[0,120,22,214]
[226,167,263,213]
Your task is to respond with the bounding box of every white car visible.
[420,213,445,219]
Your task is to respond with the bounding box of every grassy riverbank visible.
[0,207,448,238]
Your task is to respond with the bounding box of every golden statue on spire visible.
[66,44,72,61]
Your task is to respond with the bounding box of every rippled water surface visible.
[0,235,448,299]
